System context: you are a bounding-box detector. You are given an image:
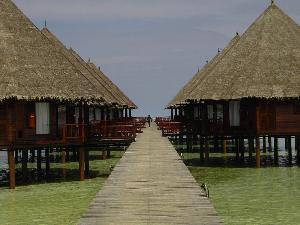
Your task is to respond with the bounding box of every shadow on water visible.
[0,150,124,188]
[174,143,299,169]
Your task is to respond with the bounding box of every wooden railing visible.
[161,122,185,137]
[62,124,85,143]
[89,121,137,141]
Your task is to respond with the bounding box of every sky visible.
[13,0,300,116]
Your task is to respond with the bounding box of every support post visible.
[235,138,239,160]
[79,148,85,181]
[256,136,261,168]
[205,136,209,162]
[223,138,227,154]
[262,136,266,153]
[66,149,70,162]
[129,109,132,118]
[37,150,42,181]
[248,138,254,160]
[240,138,245,162]
[84,150,89,177]
[21,150,28,183]
[61,149,66,163]
[102,150,107,160]
[45,149,50,179]
[287,136,292,164]
[30,149,35,163]
[296,136,300,164]
[14,150,19,164]
[200,136,204,162]
[274,137,279,165]
[268,136,272,153]
[8,149,15,189]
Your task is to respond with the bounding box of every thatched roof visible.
[167,34,240,108]
[41,27,126,107]
[0,0,104,103]
[172,3,300,104]
[87,62,138,109]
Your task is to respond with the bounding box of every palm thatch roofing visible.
[170,3,300,105]
[86,62,137,109]
[41,27,131,108]
[0,0,105,103]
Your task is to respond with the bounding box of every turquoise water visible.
[179,137,300,225]
[189,166,300,225]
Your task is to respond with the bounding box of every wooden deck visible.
[78,124,221,225]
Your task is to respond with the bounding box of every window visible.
[207,105,214,120]
[35,102,50,134]
[194,106,200,120]
[95,108,101,121]
[57,105,66,126]
[217,104,224,123]
[229,101,240,126]
[89,108,95,122]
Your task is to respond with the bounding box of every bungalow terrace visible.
[0,0,137,188]
[167,2,300,167]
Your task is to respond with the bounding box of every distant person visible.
[146,115,152,127]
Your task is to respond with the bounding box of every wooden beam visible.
[61,149,66,163]
[255,137,261,168]
[240,138,245,162]
[21,150,28,183]
[274,137,279,165]
[223,138,227,154]
[37,150,42,181]
[79,148,85,181]
[262,136,266,153]
[84,150,89,177]
[45,149,50,179]
[8,149,15,189]
[268,136,272,153]
[205,137,209,161]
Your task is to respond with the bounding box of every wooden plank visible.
[78,125,221,225]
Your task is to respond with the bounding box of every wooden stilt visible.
[200,136,204,162]
[255,137,261,168]
[66,149,70,162]
[45,149,50,179]
[268,136,272,153]
[285,137,289,150]
[102,150,107,160]
[205,137,209,162]
[223,138,227,154]
[296,136,300,164]
[235,138,239,160]
[274,137,279,165]
[287,136,292,164]
[248,138,254,160]
[84,150,89,177]
[214,137,218,152]
[262,136,266,153]
[8,149,15,189]
[14,150,19,164]
[30,149,35,163]
[37,150,42,181]
[72,149,77,161]
[240,138,245,162]
[79,148,85,181]
[61,149,66,163]
[21,150,28,183]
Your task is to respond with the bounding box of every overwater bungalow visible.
[0,0,137,188]
[167,2,300,166]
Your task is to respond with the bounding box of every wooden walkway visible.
[78,124,221,225]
